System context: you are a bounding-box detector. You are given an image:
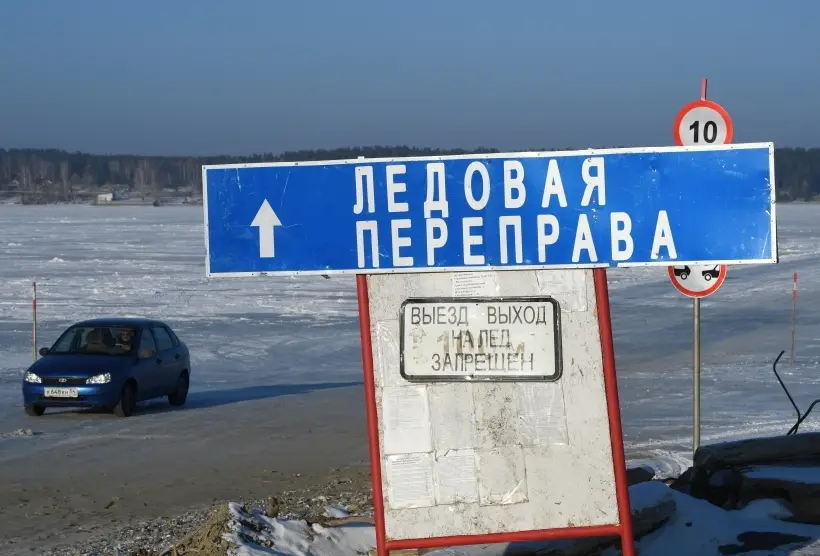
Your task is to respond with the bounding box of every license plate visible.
[44,387,79,398]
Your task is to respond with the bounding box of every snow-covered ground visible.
[2,204,818,463]
[1,203,820,553]
[230,480,820,556]
[0,204,365,429]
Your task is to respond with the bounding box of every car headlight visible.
[86,373,111,385]
[24,372,41,384]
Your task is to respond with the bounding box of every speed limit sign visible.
[673,99,733,146]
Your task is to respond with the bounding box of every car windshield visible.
[48,326,138,356]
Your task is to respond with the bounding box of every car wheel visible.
[704,273,712,281]
[680,272,688,280]
[168,373,189,407]
[113,382,137,418]
[24,404,45,417]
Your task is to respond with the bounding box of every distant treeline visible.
[1,146,818,203]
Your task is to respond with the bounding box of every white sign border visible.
[203,142,777,278]
[398,296,564,383]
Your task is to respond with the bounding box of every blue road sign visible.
[203,143,777,277]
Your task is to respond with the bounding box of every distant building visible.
[96,193,113,204]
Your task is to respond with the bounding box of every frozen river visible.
[1,203,819,459]
[0,202,819,549]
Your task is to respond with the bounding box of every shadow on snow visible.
[37,380,363,418]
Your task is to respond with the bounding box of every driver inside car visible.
[115,328,135,352]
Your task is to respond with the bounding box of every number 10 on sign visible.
[674,99,734,146]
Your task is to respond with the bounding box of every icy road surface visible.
[0,203,818,550]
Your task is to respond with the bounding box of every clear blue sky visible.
[1,0,817,156]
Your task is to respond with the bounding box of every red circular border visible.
[667,265,727,298]
[673,99,734,146]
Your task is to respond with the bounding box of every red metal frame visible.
[356,270,635,556]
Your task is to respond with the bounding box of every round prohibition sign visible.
[673,99,733,146]
[667,264,727,298]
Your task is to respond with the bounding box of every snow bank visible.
[628,450,692,480]
[624,482,820,556]
[224,503,375,556]
[224,482,820,556]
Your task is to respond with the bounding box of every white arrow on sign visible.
[250,199,282,258]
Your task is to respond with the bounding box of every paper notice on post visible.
[477,447,529,506]
[452,272,499,297]
[535,270,587,312]
[434,449,479,505]
[386,452,436,509]
[517,382,569,446]
[429,384,476,450]
[382,385,432,455]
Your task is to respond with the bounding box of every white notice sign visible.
[400,297,561,382]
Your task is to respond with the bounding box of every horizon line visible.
[1,143,818,159]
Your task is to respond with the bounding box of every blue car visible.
[22,317,191,418]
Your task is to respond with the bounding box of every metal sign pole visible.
[693,297,701,453]
[32,281,38,362]
[669,77,735,457]
[792,272,797,368]
[693,79,706,457]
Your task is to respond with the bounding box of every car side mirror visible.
[137,348,154,360]
[38,347,49,356]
